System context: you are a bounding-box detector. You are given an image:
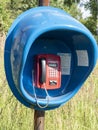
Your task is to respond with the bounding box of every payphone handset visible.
[35,54,61,90]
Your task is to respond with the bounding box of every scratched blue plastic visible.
[4,6,98,110]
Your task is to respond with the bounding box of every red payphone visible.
[35,54,61,90]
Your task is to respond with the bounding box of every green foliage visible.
[0,0,38,33]
[64,3,82,20]
[81,17,97,35]
[63,0,80,7]
[83,0,97,35]
[50,0,80,7]
[9,0,37,12]
[84,0,97,21]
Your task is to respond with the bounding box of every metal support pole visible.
[34,110,45,130]
[38,0,50,6]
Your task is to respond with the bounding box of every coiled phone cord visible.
[33,83,50,109]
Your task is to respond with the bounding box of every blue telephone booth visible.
[4,7,98,110]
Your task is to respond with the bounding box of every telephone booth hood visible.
[4,6,98,110]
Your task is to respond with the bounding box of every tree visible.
[84,0,97,21]
[81,0,98,35]
[81,17,97,34]
[63,0,80,7]
[9,0,37,12]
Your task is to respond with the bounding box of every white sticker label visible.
[76,50,89,66]
[58,53,71,75]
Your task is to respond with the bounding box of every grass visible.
[0,41,98,130]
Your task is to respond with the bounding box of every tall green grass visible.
[0,43,98,130]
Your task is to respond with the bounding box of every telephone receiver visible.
[39,58,46,84]
[35,54,61,90]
